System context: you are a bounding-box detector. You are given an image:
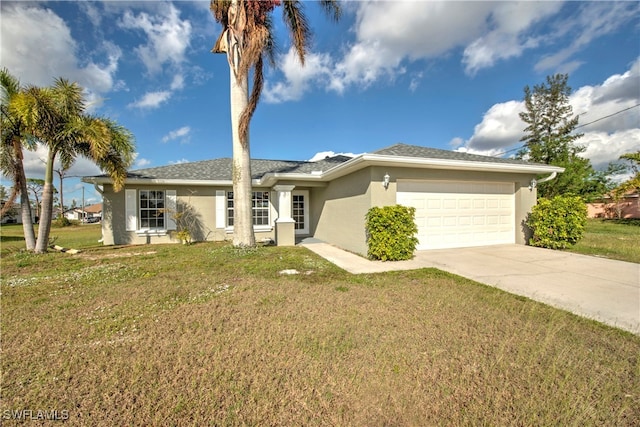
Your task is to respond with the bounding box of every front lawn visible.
[1,227,638,425]
[567,219,640,263]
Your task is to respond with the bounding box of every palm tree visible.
[210,0,340,247]
[13,78,135,253]
[0,68,37,250]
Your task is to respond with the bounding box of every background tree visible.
[26,178,45,220]
[610,151,640,212]
[0,184,19,223]
[54,165,70,217]
[210,0,340,247]
[518,74,604,198]
[13,77,135,253]
[0,68,37,249]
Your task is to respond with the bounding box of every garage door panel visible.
[397,180,515,250]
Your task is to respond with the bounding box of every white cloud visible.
[327,1,567,92]
[308,151,358,162]
[534,2,639,74]
[0,3,120,95]
[463,1,561,75]
[580,129,640,170]
[452,59,640,168]
[168,159,190,165]
[455,100,526,154]
[162,126,191,143]
[128,91,171,110]
[134,155,151,168]
[263,2,637,97]
[14,146,106,182]
[264,48,333,103]
[170,74,185,91]
[119,3,192,75]
[409,72,423,92]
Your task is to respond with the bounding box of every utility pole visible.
[82,186,85,223]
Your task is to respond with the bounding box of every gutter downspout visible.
[529,171,557,191]
[536,171,557,184]
[93,184,104,242]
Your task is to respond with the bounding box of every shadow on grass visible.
[609,219,640,226]
[0,235,25,242]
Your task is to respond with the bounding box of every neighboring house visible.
[82,143,563,256]
[1,200,20,224]
[64,203,103,222]
[587,192,640,219]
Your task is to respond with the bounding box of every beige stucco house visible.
[82,143,563,256]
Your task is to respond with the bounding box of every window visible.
[227,191,270,227]
[125,189,175,233]
[139,190,165,229]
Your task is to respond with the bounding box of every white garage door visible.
[397,180,515,250]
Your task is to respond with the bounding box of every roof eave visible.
[321,154,565,179]
[83,177,234,187]
[83,154,564,187]
[258,173,326,187]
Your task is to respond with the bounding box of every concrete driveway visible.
[300,241,640,335]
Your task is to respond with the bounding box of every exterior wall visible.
[102,167,543,251]
[371,166,537,246]
[102,185,276,246]
[311,168,373,255]
[312,166,540,256]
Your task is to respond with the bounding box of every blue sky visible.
[1,1,639,206]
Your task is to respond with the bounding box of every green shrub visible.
[526,195,587,249]
[365,205,419,261]
[53,216,72,227]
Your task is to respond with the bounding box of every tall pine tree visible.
[518,74,604,198]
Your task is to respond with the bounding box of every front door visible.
[293,190,309,235]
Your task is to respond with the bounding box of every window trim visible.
[225,190,273,232]
[139,189,166,231]
[124,189,176,234]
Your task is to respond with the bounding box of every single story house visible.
[64,203,103,222]
[82,143,563,255]
[587,191,640,219]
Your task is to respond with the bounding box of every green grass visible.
[566,219,640,263]
[1,224,639,425]
[0,223,104,257]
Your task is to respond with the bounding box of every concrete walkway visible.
[299,240,640,335]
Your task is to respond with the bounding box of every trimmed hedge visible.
[526,195,587,249]
[365,205,419,261]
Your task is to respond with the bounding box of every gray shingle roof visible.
[89,143,544,182]
[125,155,353,181]
[373,143,536,165]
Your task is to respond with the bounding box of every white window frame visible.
[225,190,273,232]
[124,189,176,235]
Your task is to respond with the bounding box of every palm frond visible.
[282,0,311,65]
[0,68,21,105]
[239,53,264,144]
[319,0,341,22]
[51,78,85,118]
[210,0,231,25]
[262,14,277,67]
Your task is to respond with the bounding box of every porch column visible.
[274,185,296,246]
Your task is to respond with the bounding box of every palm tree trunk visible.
[17,162,36,250]
[10,136,36,250]
[230,65,255,247]
[35,150,56,253]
